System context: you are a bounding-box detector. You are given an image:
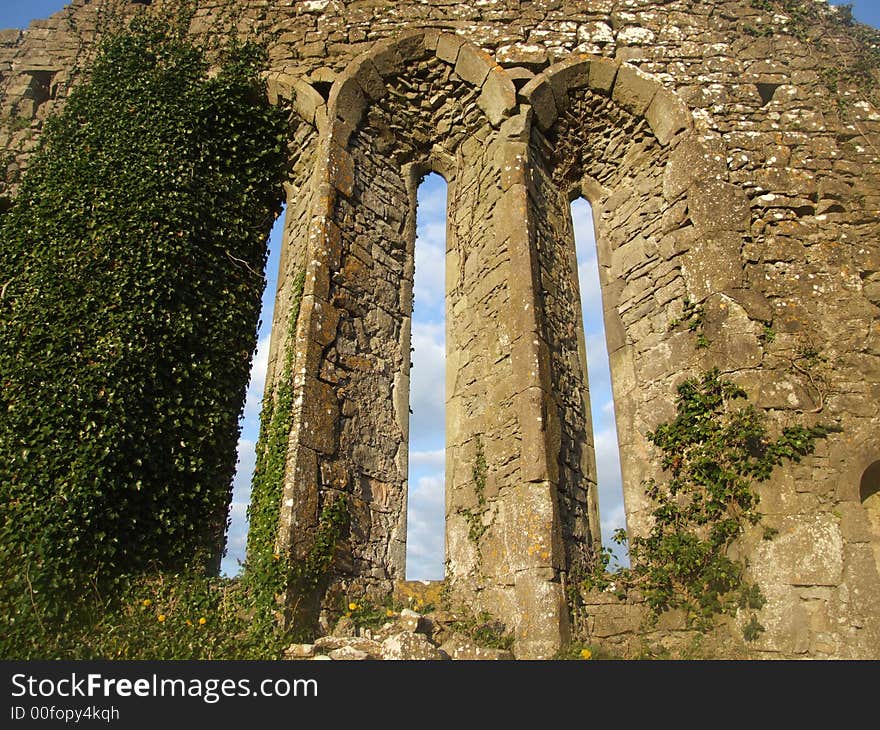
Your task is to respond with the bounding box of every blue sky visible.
[3,0,878,578]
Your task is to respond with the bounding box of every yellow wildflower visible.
[142,599,152,607]
[157,614,166,623]
[198,617,206,625]
[386,609,394,617]
[348,602,358,612]
[185,619,192,626]
[579,648,592,660]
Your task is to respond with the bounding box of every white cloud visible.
[409,320,445,450]
[241,334,271,424]
[406,473,446,580]
[221,438,257,576]
[578,260,604,328]
[416,173,448,219]
[585,331,612,388]
[413,235,445,316]
[410,448,445,469]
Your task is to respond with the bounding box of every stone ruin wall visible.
[2,0,879,659]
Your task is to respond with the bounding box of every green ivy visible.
[668,298,708,349]
[748,1,880,103]
[588,369,840,634]
[459,435,489,543]
[0,12,288,658]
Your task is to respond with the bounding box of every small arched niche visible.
[860,460,880,573]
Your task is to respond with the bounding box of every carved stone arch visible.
[516,57,748,549]
[833,442,880,580]
[861,459,880,576]
[266,32,578,654]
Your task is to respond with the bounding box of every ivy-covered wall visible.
[0,11,288,656]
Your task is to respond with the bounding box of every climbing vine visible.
[747,1,880,105]
[459,435,489,544]
[0,10,289,658]
[587,369,840,635]
[668,298,709,349]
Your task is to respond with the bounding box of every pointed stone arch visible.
[266,32,576,652]
[516,57,703,553]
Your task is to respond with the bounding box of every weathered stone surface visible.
[396,609,433,634]
[611,63,658,116]
[520,75,557,131]
[689,179,751,233]
[454,43,492,87]
[645,86,690,146]
[284,643,315,659]
[440,633,513,660]
[5,0,878,662]
[328,646,371,660]
[478,67,517,127]
[380,631,449,660]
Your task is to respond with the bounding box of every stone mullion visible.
[276,136,347,564]
[490,121,571,658]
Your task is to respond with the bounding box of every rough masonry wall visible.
[2,0,880,659]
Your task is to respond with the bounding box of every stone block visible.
[702,293,762,370]
[612,63,659,117]
[395,32,428,62]
[754,515,845,588]
[396,608,432,634]
[588,602,646,638]
[645,86,691,146]
[496,43,548,67]
[436,32,465,64]
[610,234,651,279]
[455,43,493,87]
[548,57,591,111]
[353,58,386,101]
[513,570,569,659]
[439,633,513,660]
[680,231,743,302]
[284,643,315,659]
[327,140,354,198]
[688,179,751,233]
[371,41,405,77]
[0,29,21,45]
[495,481,562,573]
[328,646,370,660]
[301,296,340,346]
[298,376,339,455]
[291,80,326,126]
[328,77,365,128]
[514,387,556,484]
[380,632,448,660]
[663,133,728,202]
[520,76,557,132]
[496,140,528,190]
[588,57,618,95]
[478,67,517,127]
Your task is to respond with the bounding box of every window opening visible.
[570,197,628,568]
[405,172,448,581]
[221,205,285,577]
